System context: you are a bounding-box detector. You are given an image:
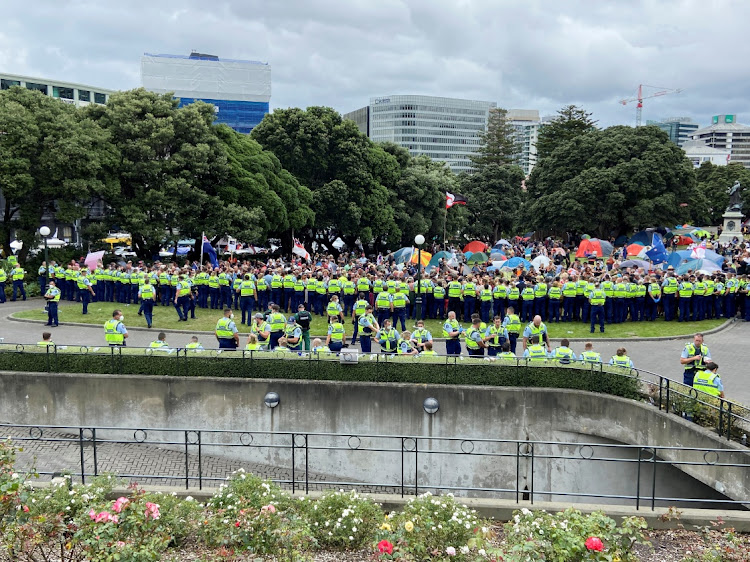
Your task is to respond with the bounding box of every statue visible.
[727,180,743,212]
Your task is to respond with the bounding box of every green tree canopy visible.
[0,87,117,261]
[524,125,696,238]
[470,108,520,168]
[461,164,525,241]
[536,105,597,160]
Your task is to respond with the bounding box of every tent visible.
[628,231,658,246]
[619,259,651,270]
[691,228,711,239]
[613,235,628,247]
[504,257,532,270]
[531,255,550,269]
[625,243,645,257]
[676,259,722,275]
[576,238,614,258]
[494,239,511,247]
[393,247,414,264]
[463,240,488,254]
[466,252,489,264]
[489,250,506,260]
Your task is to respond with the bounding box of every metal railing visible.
[3,422,748,511]
[0,343,748,444]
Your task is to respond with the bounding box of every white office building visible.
[507,109,540,175]
[344,95,496,174]
[0,73,114,107]
[682,140,730,168]
[691,115,750,169]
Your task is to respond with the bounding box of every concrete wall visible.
[0,372,746,507]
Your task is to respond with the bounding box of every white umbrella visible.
[9,240,23,251]
[531,255,550,269]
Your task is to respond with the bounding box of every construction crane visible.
[619,84,683,127]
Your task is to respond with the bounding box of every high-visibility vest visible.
[150,341,168,348]
[508,287,520,300]
[526,322,546,339]
[663,277,678,295]
[465,327,481,350]
[463,282,476,295]
[215,318,234,339]
[177,282,190,297]
[373,280,385,293]
[342,281,356,295]
[140,284,155,300]
[589,289,606,306]
[328,279,341,293]
[679,283,694,298]
[283,275,294,289]
[392,292,407,308]
[271,275,283,289]
[693,370,721,397]
[268,313,286,332]
[562,282,576,297]
[251,321,270,344]
[104,319,124,345]
[412,328,430,344]
[357,278,371,292]
[379,328,399,351]
[581,351,601,363]
[11,267,24,281]
[37,341,55,347]
[548,287,561,300]
[376,292,392,310]
[385,280,397,294]
[45,287,61,301]
[492,285,507,299]
[294,279,305,291]
[420,350,437,356]
[684,344,708,372]
[326,301,341,317]
[610,355,632,367]
[614,283,626,298]
[442,319,460,338]
[552,347,575,363]
[77,277,89,290]
[526,345,547,362]
[316,280,327,294]
[505,314,521,334]
[353,299,368,316]
[534,283,547,297]
[0,269,8,283]
[487,325,506,347]
[648,283,661,298]
[575,280,587,295]
[329,323,345,342]
[256,278,268,291]
[499,352,516,359]
[601,281,614,297]
[240,280,255,297]
[433,285,445,298]
[447,281,462,298]
[636,284,647,298]
[208,276,220,289]
[245,342,261,351]
[521,287,535,301]
[625,283,637,298]
[186,342,202,349]
[705,279,715,296]
[480,288,492,301]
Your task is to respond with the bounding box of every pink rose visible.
[145,502,160,520]
[261,504,276,514]
[585,536,604,551]
[88,509,97,521]
[94,511,112,523]
[112,497,129,513]
[446,546,456,556]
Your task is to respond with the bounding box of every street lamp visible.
[414,234,425,321]
[39,226,51,291]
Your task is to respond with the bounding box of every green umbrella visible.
[466,252,489,264]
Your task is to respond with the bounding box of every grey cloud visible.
[2,0,750,127]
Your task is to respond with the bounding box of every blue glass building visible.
[141,52,271,133]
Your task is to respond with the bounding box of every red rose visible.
[235,521,240,527]
[377,539,394,554]
[585,536,604,551]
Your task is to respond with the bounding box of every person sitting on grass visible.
[397,331,418,356]
[149,332,169,349]
[245,333,261,351]
[311,337,331,354]
[37,332,55,348]
[609,347,635,368]
[185,336,204,351]
[275,336,292,353]
[419,341,437,356]
[498,342,516,359]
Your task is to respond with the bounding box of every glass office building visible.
[646,117,699,147]
[345,95,496,174]
[141,52,271,134]
[0,73,113,107]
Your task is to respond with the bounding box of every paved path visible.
[2,298,749,404]
[3,424,397,493]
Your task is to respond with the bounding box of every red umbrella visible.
[463,240,487,254]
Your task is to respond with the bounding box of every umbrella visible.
[491,260,507,268]
[531,255,550,269]
[466,252,489,264]
[581,234,591,240]
[410,250,432,267]
[575,238,613,258]
[463,240,487,254]
[619,259,651,270]
[677,259,721,275]
[425,251,453,273]
[504,257,532,270]
[393,247,413,264]
[84,251,106,271]
[494,239,511,247]
[489,250,506,260]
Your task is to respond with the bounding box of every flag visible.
[446,192,467,209]
[202,235,219,268]
[645,233,668,264]
[292,238,310,261]
[84,251,105,271]
[727,153,731,164]
[690,241,707,259]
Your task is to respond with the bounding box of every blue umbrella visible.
[504,257,532,270]
[393,247,414,264]
[677,259,721,275]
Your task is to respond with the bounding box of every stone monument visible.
[719,180,744,242]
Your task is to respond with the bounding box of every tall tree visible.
[470,108,519,168]
[524,125,696,238]
[690,162,750,225]
[536,105,597,160]
[461,164,526,241]
[85,89,256,258]
[0,87,117,261]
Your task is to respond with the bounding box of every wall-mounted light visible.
[423,397,439,415]
[264,392,280,408]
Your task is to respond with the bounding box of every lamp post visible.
[414,234,425,321]
[39,226,51,291]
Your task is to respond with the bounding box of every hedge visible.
[0,345,642,400]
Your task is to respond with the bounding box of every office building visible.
[691,115,750,169]
[682,140,730,168]
[344,94,496,174]
[646,117,699,147]
[0,72,114,107]
[507,109,540,175]
[141,52,271,134]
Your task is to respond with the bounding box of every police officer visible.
[464,317,487,357]
[215,308,240,349]
[680,333,711,387]
[588,280,606,334]
[551,338,578,364]
[410,319,433,353]
[238,274,257,325]
[580,341,602,363]
[174,273,192,321]
[77,270,95,314]
[484,315,508,357]
[104,310,128,346]
[326,314,346,352]
[502,306,522,354]
[377,318,399,354]
[522,315,551,354]
[250,312,271,349]
[693,362,725,399]
[351,293,369,345]
[357,304,379,353]
[139,275,156,328]
[284,317,303,351]
[609,348,635,368]
[293,303,313,351]
[10,262,26,301]
[523,335,548,362]
[267,304,286,349]
[661,266,679,321]
[391,285,409,331]
[43,280,61,327]
[678,275,694,322]
[442,311,463,356]
[0,265,7,304]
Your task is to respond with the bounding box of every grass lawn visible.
[14,301,726,339]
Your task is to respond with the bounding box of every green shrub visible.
[302,489,383,549]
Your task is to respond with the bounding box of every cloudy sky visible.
[2,0,749,127]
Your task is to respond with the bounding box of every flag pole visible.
[200,231,204,266]
[443,204,447,249]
